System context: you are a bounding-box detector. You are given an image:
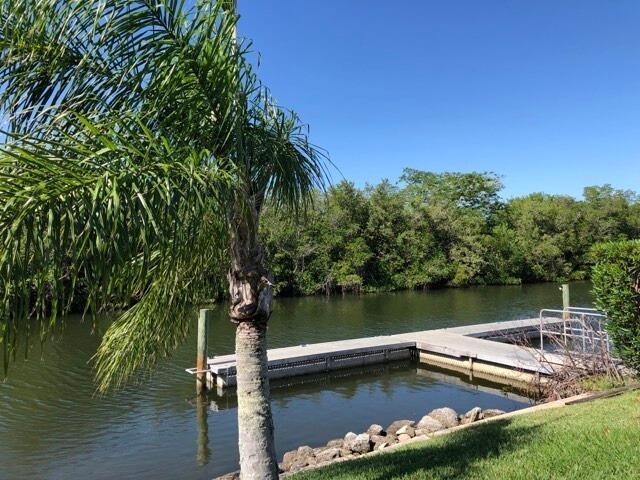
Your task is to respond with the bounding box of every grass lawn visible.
[292,391,640,480]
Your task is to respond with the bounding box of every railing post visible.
[539,311,544,352]
[561,284,570,320]
[581,312,586,352]
[196,309,210,394]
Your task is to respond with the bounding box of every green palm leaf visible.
[0,113,230,378]
[0,0,328,392]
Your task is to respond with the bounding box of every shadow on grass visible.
[299,418,541,480]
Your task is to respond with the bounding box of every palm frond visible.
[246,92,332,214]
[94,212,227,392]
[0,113,230,374]
[0,0,330,388]
[0,0,249,153]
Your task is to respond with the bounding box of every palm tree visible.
[0,1,328,478]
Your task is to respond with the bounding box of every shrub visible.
[591,240,640,372]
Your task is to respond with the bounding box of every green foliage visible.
[261,172,640,295]
[579,374,629,392]
[400,169,503,218]
[0,0,328,388]
[591,240,640,372]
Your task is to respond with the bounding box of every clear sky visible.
[238,1,640,199]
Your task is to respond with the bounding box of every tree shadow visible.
[303,418,542,480]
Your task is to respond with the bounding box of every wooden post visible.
[196,309,210,394]
[561,284,570,320]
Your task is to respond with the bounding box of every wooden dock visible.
[189,317,565,389]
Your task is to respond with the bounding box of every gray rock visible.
[416,415,446,433]
[316,447,341,463]
[396,425,416,437]
[461,407,483,425]
[384,433,398,444]
[386,419,415,436]
[326,438,343,448]
[397,433,412,443]
[346,433,372,454]
[367,424,385,436]
[289,458,308,473]
[297,445,314,456]
[376,442,389,450]
[482,408,506,419]
[344,432,357,442]
[296,445,315,466]
[214,473,239,480]
[427,407,459,428]
[355,433,373,453]
[312,446,326,456]
[339,447,352,458]
[282,450,298,471]
[372,433,389,450]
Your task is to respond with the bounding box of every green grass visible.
[293,391,640,480]
[578,375,631,392]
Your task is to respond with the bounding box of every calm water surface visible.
[0,282,592,479]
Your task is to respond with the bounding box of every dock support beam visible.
[196,309,211,394]
[561,284,570,320]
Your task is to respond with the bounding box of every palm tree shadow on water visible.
[304,419,542,480]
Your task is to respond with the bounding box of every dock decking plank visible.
[202,317,563,387]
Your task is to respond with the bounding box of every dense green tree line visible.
[260,169,640,295]
[591,239,640,372]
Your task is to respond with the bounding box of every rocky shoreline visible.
[216,406,506,479]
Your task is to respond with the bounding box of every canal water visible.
[0,282,592,479]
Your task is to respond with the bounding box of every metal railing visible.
[539,308,611,355]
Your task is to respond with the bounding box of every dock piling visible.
[561,284,570,319]
[196,309,211,394]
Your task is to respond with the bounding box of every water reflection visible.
[195,394,210,467]
[188,360,531,474]
[204,361,532,413]
[1,282,592,479]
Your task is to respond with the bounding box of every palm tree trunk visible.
[228,201,279,479]
[235,318,278,479]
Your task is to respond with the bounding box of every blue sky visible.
[239,1,640,199]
